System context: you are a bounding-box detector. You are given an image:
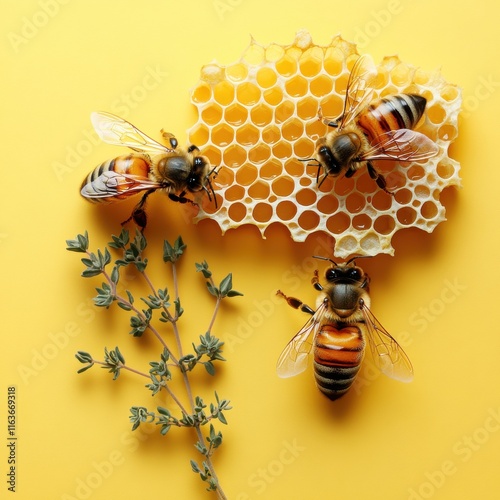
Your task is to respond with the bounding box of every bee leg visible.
[311,269,323,291]
[367,162,394,196]
[276,290,315,316]
[318,106,340,128]
[345,165,357,178]
[168,192,198,206]
[160,130,178,150]
[121,189,155,231]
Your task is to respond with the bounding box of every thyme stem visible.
[67,231,239,499]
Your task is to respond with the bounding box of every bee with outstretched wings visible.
[81,112,217,228]
[312,54,438,192]
[277,259,413,400]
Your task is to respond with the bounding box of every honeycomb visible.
[187,30,461,257]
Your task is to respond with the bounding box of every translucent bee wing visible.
[361,129,439,163]
[91,112,174,156]
[81,170,161,200]
[361,302,414,383]
[276,299,328,378]
[339,54,378,129]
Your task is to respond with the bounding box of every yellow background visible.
[1,1,499,499]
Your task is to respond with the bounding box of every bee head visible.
[314,255,369,288]
[317,145,342,177]
[325,265,364,285]
[314,256,370,318]
[185,155,209,191]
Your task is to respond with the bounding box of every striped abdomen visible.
[313,324,365,400]
[81,154,152,203]
[356,94,427,144]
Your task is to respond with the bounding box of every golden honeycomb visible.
[187,30,461,257]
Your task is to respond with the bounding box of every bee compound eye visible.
[319,145,330,156]
[319,146,340,175]
[187,174,201,191]
[348,268,362,281]
[325,268,338,281]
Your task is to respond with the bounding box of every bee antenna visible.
[345,255,371,265]
[204,167,219,209]
[208,165,219,177]
[313,255,337,266]
[317,171,328,187]
[298,158,321,169]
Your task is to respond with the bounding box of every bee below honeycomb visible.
[187,30,461,257]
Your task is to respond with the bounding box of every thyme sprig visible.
[67,229,242,498]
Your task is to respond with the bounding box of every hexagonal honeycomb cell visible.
[187,30,461,257]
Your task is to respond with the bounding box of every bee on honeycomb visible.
[187,30,461,257]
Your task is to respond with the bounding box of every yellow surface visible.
[1,1,499,499]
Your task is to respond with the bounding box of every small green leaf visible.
[75,351,94,374]
[174,298,183,318]
[157,406,171,417]
[65,232,89,253]
[163,236,186,263]
[219,273,233,296]
[117,301,132,311]
[160,424,171,435]
[195,441,208,455]
[110,266,119,285]
[204,361,215,376]
[108,229,129,249]
[195,261,212,279]
[82,268,103,278]
[115,346,125,364]
[76,365,94,374]
[218,273,243,298]
[75,351,93,363]
[93,283,114,307]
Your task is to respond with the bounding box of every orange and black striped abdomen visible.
[356,94,427,144]
[313,324,365,400]
[81,154,152,203]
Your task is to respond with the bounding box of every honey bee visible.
[310,54,439,192]
[277,257,413,400]
[80,112,217,229]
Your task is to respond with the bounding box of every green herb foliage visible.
[67,230,242,498]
